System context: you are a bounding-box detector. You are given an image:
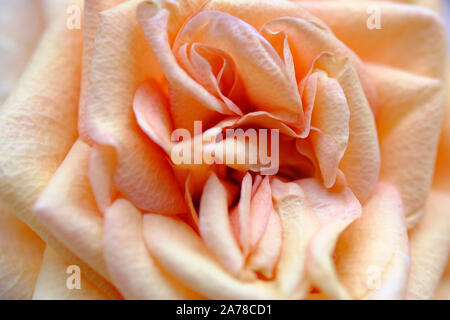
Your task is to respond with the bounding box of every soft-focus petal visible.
[34,140,108,280]
[32,247,111,300]
[298,178,361,300]
[299,1,446,78]
[335,182,410,299]
[369,63,444,227]
[0,205,44,299]
[407,190,450,299]
[0,0,44,104]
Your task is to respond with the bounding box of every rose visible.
[0,0,449,300]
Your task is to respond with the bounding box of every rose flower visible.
[0,0,449,300]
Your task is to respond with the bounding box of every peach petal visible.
[0,0,44,104]
[32,247,111,300]
[78,0,126,142]
[34,140,108,279]
[230,173,252,254]
[199,174,244,276]
[300,1,446,79]
[434,262,450,300]
[315,54,380,203]
[262,17,378,112]
[247,208,282,279]
[0,204,44,299]
[133,80,174,153]
[137,2,228,133]
[271,178,318,299]
[174,10,302,122]
[297,178,361,300]
[368,63,444,227]
[335,182,410,299]
[85,0,185,214]
[204,0,325,32]
[407,190,450,299]
[178,43,244,115]
[0,7,92,272]
[143,214,279,299]
[249,176,273,249]
[309,71,349,188]
[104,199,198,299]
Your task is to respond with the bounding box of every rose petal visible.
[0,0,44,104]
[137,2,228,133]
[0,6,84,264]
[143,214,279,299]
[300,1,446,78]
[174,10,303,123]
[78,0,127,142]
[298,178,361,300]
[34,140,108,279]
[133,80,174,153]
[368,63,444,227]
[309,71,350,188]
[407,190,450,299]
[85,0,185,214]
[32,247,111,300]
[335,182,410,299]
[199,173,244,276]
[104,199,199,299]
[247,208,282,279]
[270,178,318,299]
[0,204,44,299]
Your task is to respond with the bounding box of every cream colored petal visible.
[0,5,117,296]
[32,246,111,300]
[143,214,279,299]
[298,178,361,300]
[335,182,410,299]
[85,0,185,214]
[104,199,198,299]
[434,262,450,300]
[78,0,126,142]
[368,63,444,227]
[0,204,44,299]
[0,0,45,104]
[247,208,282,279]
[271,178,318,299]
[299,0,446,79]
[407,190,450,299]
[34,140,107,280]
[199,173,244,276]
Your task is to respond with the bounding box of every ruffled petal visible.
[85,0,185,214]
